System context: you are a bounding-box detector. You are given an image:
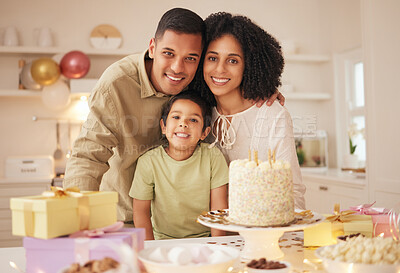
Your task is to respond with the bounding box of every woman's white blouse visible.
[209,102,306,209]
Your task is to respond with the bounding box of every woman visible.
[192,12,306,209]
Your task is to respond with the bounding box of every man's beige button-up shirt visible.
[64,51,169,222]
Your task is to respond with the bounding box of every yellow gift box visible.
[10,188,118,239]
[304,205,373,247]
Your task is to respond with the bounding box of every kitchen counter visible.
[301,168,366,188]
[0,231,326,273]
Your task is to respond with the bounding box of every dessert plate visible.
[198,209,324,260]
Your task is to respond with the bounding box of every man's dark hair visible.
[155,8,206,47]
[161,89,212,131]
[191,12,284,106]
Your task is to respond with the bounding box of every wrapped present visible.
[303,204,373,246]
[10,187,118,239]
[24,224,145,273]
[349,202,399,238]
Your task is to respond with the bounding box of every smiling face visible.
[203,34,245,100]
[148,30,203,96]
[160,99,210,160]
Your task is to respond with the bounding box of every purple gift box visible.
[24,228,145,273]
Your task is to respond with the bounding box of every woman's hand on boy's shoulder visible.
[254,90,285,107]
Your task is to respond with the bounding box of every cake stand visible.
[198,209,324,260]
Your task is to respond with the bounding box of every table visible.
[0,231,326,273]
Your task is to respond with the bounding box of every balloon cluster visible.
[20,50,90,110]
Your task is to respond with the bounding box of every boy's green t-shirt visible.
[129,143,228,240]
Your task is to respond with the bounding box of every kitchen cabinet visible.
[0,179,51,247]
[302,169,368,214]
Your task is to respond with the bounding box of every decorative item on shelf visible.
[295,130,328,173]
[22,50,90,109]
[20,61,43,90]
[342,123,364,170]
[31,57,60,85]
[3,26,19,46]
[18,59,25,89]
[90,24,122,49]
[34,27,53,47]
[60,50,90,79]
[41,79,71,110]
[295,139,305,166]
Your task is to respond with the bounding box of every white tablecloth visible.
[1,231,326,273]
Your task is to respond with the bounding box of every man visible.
[64,7,283,224]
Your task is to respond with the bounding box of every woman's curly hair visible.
[191,12,284,106]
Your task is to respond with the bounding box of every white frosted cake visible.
[228,159,295,226]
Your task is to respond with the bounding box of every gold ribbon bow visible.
[326,203,358,223]
[42,186,82,198]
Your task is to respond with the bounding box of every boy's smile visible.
[161,99,210,161]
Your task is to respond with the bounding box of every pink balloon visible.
[60,50,90,79]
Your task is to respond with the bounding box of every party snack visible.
[319,236,400,264]
[247,258,287,269]
[64,257,120,273]
[228,157,294,226]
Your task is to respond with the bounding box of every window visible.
[334,48,366,169]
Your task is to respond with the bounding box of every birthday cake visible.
[228,156,295,226]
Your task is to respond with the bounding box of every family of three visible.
[64,8,306,240]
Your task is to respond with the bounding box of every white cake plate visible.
[198,209,324,260]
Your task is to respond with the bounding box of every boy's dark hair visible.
[161,89,212,131]
[155,8,206,47]
[191,12,284,106]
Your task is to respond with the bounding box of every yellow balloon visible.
[31,58,60,86]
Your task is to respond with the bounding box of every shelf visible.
[285,54,330,63]
[0,89,41,97]
[284,92,331,101]
[0,89,88,99]
[0,89,331,101]
[0,46,134,57]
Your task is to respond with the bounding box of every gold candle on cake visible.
[268,149,272,165]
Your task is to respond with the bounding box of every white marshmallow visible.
[148,247,168,263]
[190,246,213,263]
[207,249,232,264]
[167,247,192,265]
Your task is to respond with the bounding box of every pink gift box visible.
[348,203,398,238]
[371,214,394,237]
[24,228,145,273]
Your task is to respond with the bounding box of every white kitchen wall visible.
[0,0,361,176]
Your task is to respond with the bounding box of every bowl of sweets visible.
[138,243,240,273]
[316,236,400,273]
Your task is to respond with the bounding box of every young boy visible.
[129,90,228,240]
